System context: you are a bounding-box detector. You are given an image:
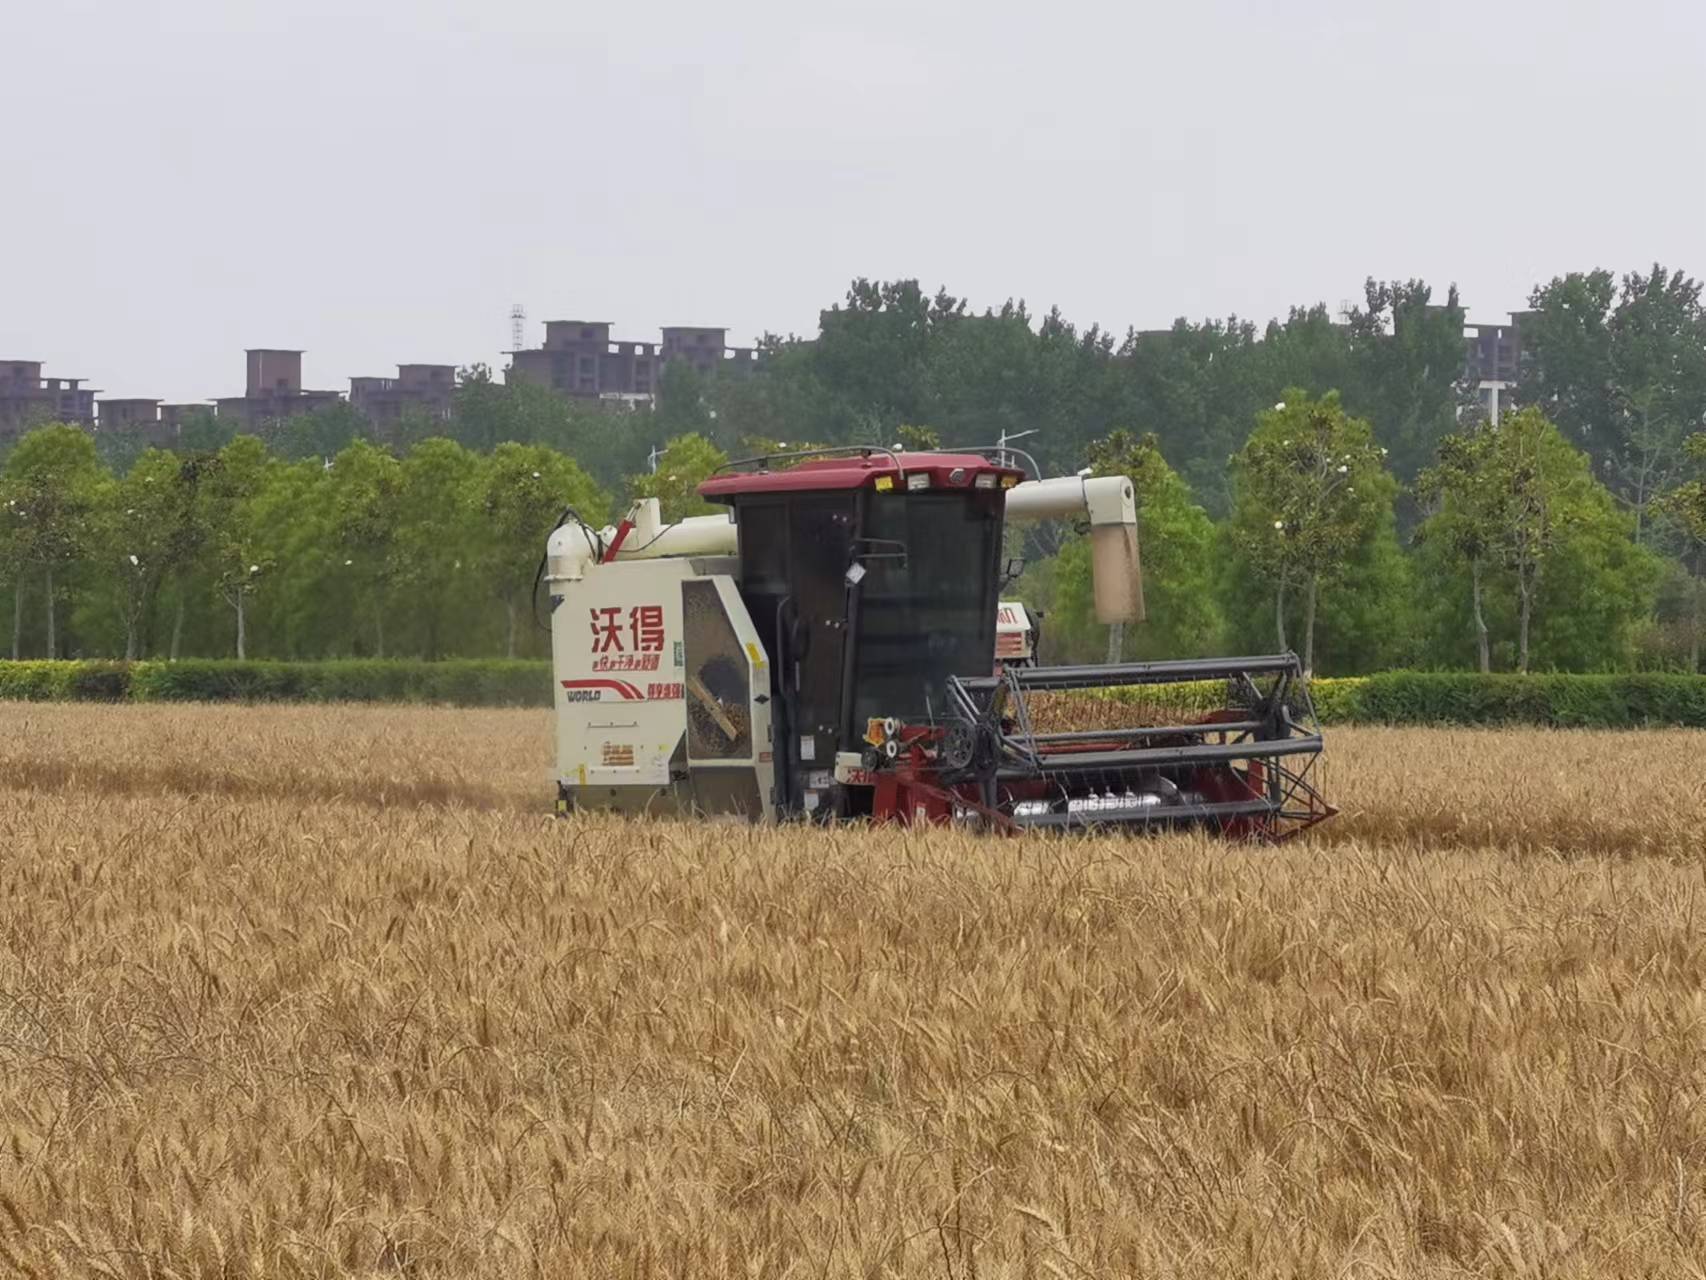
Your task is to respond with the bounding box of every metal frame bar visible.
[946,444,1044,480]
[956,653,1304,692]
[710,445,906,479]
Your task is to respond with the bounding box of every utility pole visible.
[1479,379,1513,426]
[996,427,1038,470]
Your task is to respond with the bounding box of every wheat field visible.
[0,704,1703,1278]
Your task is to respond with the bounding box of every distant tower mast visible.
[510,303,526,352]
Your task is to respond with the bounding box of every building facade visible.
[214,349,341,426]
[349,363,456,431]
[0,360,97,439]
[95,397,178,448]
[1460,311,1537,421]
[506,319,759,402]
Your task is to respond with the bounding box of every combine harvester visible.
[545,448,1332,837]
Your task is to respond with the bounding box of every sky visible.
[3,0,1703,404]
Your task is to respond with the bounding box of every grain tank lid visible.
[698,451,1022,502]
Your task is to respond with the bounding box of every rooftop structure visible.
[215,349,342,426]
[506,318,760,401]
[0,360,98,438]
[349,363,456,434]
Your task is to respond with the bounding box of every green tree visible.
[326,440,404,656]
[1342,279,1467,484]
[469,443,609,658]
[1415,427,1506,671]
[811,279,962,435]
[451,364,513,453]
[1520,269,1619,449]
[1417,408,1655,672]
[1052,430,1222,661]
[1,425,105,657]
[1227,391,1396,675]
[1117,317,1265,513]
[653,362,715,443]
[0,475,22,659]
[156,453,221,659]
[394,438,481,658]
[1654,432,1706,670]
[201,436,272,659]
[272,401,367,462]
[174,408,237,454]
[1606,266,1706,541]
[627,433,727,522]
[1216,510,1416,675]
[1488,409,1569,673]
[1522,266,1706,540]
[244,458,341,658]
[894,424,941,452]
[97,449,207,659]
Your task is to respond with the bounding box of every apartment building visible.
[214,349,341,426]
[506,319,759,402]
[95,397,176,448]
[0,360,97,438]
[349,363,456,430]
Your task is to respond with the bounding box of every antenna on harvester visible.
[509,303,526,351]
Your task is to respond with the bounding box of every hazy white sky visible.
[3,0,1702,403]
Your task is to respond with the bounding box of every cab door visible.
[680,575,776,821]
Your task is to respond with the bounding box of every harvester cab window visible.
[785,498,854,756]
[850,491,1002,733]
[731,494,854,775]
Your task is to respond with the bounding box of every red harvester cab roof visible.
[698,451,1024,501]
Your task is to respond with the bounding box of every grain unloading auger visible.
[545,447,1333,839]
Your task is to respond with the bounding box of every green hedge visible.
[0,659,553,707]
[1,661,1703,725]
[1339,671,1706,728]
[1087,670,1706,728]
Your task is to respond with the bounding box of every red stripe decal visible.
[560,679,644,700]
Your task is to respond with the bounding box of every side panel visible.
[681,575,776,822]
[551,558,693,805]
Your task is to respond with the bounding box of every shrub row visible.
[1093,671,1706,728]
[0,659,554,707]
[1339,671,1706,728]
[1,661,1702,726]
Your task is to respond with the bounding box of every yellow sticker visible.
[745,642,768,669]
[874,476,895,492]
[863,717,887,747]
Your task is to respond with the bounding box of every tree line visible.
[2,266,1703,672]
